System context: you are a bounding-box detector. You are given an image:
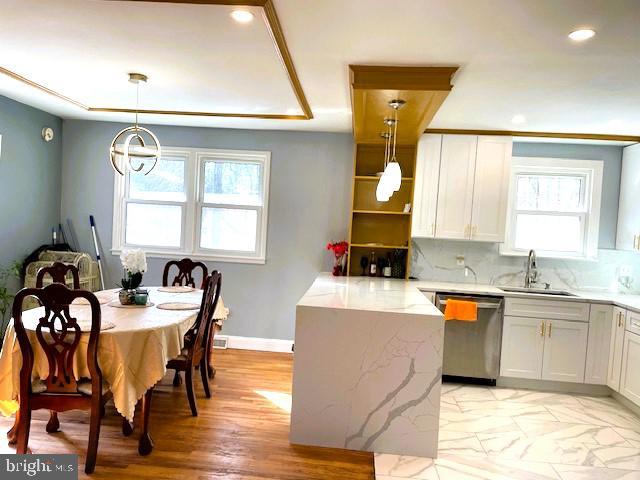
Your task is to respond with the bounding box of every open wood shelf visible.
[351,244,410,249]
[354,176,414,181]
[353,210,410,215]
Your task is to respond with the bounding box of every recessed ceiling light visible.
[511,114,526,125]
[231,10,254,23]
[568,29,596,41]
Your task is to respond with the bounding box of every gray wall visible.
[512,142,623,249]
[60,120,352,340]
[0,94,62,291]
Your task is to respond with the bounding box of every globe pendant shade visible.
[386,160,402,192]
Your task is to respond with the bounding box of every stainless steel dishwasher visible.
[435,293,504,385]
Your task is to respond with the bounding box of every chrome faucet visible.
[524,249,538,288]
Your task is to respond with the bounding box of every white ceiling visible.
[1,0,639,136]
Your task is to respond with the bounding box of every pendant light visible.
[375,99,405,202]
[109,73,161,176]
[386,99,405,192]
[376,128,392,202]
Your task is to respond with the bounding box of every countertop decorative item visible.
[119,249,147,305]
[326,241,349,276]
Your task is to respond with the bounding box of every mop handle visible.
[90,215,105,290]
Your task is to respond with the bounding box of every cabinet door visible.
[500,316,544,379]
[412,134,442,238]
[607,307,626,391]
[541,319,589,383]
[585,304,613,385]
[620,330,640,406]
[435,135,477,239]
[469,136,512,242]
[616,144,640,251]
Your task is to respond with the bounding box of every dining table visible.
[0,285,227,455]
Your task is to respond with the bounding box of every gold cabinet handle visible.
[619,312,624,327]
[548,321,552,338]
[540,320,545,337]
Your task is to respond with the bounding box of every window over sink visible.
[112,147,270,264]
[501,157,603,259]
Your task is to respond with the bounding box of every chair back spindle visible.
[162,258,208,290]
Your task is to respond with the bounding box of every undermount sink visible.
[499,286,577,297]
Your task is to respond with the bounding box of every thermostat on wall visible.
[42,127,54,142]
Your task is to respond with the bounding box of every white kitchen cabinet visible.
[616,143,640,251]
[469,136,512,242]
[412,134,442,238]
[435,135,477,240]
[620,330,640,406]
[607,307,626,391]
[541,319,589,383]
[500,316,545,380]
[505,298,589,322]
[585,305,613,385]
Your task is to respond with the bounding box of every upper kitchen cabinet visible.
[411,134,442,238]
[412,134,512,241]
[435,135,478,239]
[470,136,512,242]
[616,143,640,251]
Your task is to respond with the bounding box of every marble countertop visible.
[412,279,640,313]
[297,273,442,316]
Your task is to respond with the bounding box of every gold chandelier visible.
[109,73,161,175]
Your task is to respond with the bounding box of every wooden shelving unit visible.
[345,65,458,279]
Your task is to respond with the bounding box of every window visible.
[501,157,603,259]
[112,147,270,264]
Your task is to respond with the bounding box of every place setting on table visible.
[0,249,224,474]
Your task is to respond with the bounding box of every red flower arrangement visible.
[326,241,349,276]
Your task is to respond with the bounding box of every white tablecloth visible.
[0,287,218,421]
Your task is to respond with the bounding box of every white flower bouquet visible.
[119,249,147,290]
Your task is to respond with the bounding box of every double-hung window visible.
[112,147,270,264]
[501,157,603,259]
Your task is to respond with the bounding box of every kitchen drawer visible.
[627,310,640,335]
[504,297,589,322]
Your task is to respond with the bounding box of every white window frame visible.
[112,146,270,264]
[500,157,603,260]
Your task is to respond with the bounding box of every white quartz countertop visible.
[412,279,640,313]
[297,273,442,316]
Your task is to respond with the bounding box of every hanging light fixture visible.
[109,73,161,176]
[375,99,405,202]
[386,99,405,192]
[376,127,392,202]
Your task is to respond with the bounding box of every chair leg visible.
[7,410,19,445]
[185,367,198,416]
[172,371,182,387]
[85,399,102,474]
[121,416,134,437]
[16,405,31,454]
[200,358,211,399]
[46,411,60,433]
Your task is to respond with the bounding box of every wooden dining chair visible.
[36,262,81,289]
[162,258,208,290]
[167,271,221,416]
[11,283,111,474]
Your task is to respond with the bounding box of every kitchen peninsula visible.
[289,273,444,457]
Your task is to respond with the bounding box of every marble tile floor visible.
[375,383,640,480]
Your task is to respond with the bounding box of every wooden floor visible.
[0,349,374,479]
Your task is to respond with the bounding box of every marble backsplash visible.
[411,239,640,294]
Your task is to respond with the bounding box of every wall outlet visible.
[619,265,633,278]
[456,255,465,267]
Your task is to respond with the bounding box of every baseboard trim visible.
[219,335,294,353]
[497,377,612,396]
[612,391,640,417]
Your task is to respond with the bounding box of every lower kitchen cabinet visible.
[541,319,588,383]
[501,316,588,383]
[620,330,640,405]
[500,316,544,380]
[607,307,626,391]
[585,305,613,385]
